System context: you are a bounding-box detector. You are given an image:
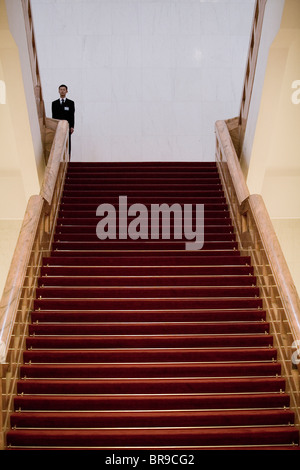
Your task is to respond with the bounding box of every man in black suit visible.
[52,84,75,156]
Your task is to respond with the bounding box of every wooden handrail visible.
[0,121,68,449]
[0,120,68,363]
[238,0,267,155]
[21,0,59,162]
[248,194,300,343]
[215,119,300,427]
[40,120,69,205]
[223,0,267,157]
[0,196,43,363]
[216,119,300,341]
[21,0,45,127]
[215,120,250,211]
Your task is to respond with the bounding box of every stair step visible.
[58,210,230,218]
[23,347,277,364]
[13,392,291,412]
[6,445,299,450]
[67,161,217,167]
[40,265,254,276]
[60,197,228,207]
[42,255,250,266]
[38,274,257,287]
[64,176,221,183]
[16,377,286,395]
[60,199,226,207]
[65,174,221,179]
[48,252,242,260]
[54,231,234,241]
[51,241,238,251]
[57,216,231,225]
[20,362,281,379]
[26,334,273,349]
[35,285,260,299]
[56,228,232,237]
[6,426,299,448]
[62,192,227,200]
[66,171,220,176]
[29,321,267,336]
[63,186,222,194]
[30,308,266,323]
[65,172,220,178]
[33,298,263,311]
[10,409,295,429]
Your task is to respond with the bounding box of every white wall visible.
[31,0,255,162]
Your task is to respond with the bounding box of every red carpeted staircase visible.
[6,162,299,450]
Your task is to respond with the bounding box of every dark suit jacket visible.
[52,98,75,130]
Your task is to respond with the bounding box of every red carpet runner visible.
[6,162,299,450]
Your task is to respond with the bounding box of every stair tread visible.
[13,392,291,411]
[28,322,269,335]
[20,362,281,378]
[6,426,299,448]
[38,275,257,287]
[17,377,285,386]
[23,347,278,365]
[25,334,273,350]
[30,309,267,323]
[10,409,295,430]
[36,286,260,298]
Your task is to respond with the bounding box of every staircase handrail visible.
[216,118,300,344]
[21,0,58,162]
[237,0,267,155]
[0,120,68,363]
[215,120,250,210]
[247,194,300,345]
[0,120,68,448]
[215,118,300,426]
[0,194,43,364]
[40,120,69,205]
[21,0,46,127]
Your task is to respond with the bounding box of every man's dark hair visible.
[59,84,68,90]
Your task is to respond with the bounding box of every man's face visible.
[59,86,68,98]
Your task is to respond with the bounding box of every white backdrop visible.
[31,0,255,162]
